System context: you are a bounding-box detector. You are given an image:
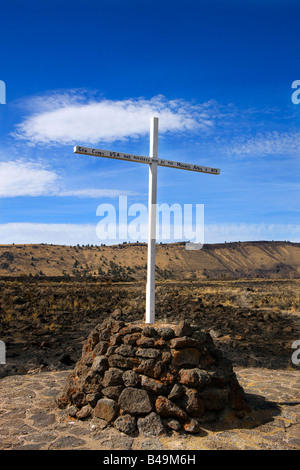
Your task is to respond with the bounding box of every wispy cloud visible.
[58,188,138,198]
[0,160,59,197]
[225,130,300,158]
[13,92,221,145]
[0,223,98,245]
[0,160,138,198]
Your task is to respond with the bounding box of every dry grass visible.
[0,241,299,281]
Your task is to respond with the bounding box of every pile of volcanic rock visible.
[57,319,250,436]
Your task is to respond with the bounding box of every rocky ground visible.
[0,367,299,450]
[0,278,299,450]
[0,278,299,377]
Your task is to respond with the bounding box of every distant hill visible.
[0,241,299,280]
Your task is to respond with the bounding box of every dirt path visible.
[0,367,299,450]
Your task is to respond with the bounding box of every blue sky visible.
[0,0,300,245]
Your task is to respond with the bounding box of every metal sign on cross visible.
[74,117,220,324]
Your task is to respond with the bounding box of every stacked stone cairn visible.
[57,319,250,436]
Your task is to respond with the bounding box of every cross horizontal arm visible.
[74,145,220,175]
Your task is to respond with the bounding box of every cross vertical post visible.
[145,117,158,324]
[74,118,220,326]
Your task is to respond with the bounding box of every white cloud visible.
[0,223,98,245]
[13,93,219,145]
[0,160,58,197]
[0,222,298,245]
[0,160,138,198]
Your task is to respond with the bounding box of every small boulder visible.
[174,320,194,337]
[114,344,135,357]
[137,412,165,437]
[101,385,124,401]
[140,375,168,395]
[119,387,153,416]
[102,368,123,388]
[76,404,92,420]
[171,348,201,367]
[183,419,202,434]
[166,419,182,431]
[114,414,137,435]
[170,336,200,349]
[86,393,101,407]
[135,348,160,359]
[182,389,205,417]
[122,370,140,387]
[178,368,211,388]
[136,336,155,348]
[94,398,118,423]
[108,354,139,369]
[91,356,109,375]
[142,326,157,337]
[155,396,187,422]
[157,327,175,340]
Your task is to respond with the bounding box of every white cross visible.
[74,117,220,324]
